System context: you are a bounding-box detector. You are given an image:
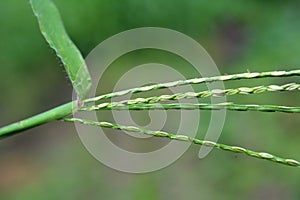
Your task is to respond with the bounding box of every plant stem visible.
[0,101,77,139]
[63,117,300,168]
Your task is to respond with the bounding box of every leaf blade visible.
[30,0,92,100]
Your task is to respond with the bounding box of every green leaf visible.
[30,0,92,100]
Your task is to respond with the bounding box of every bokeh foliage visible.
[1,0,300,199]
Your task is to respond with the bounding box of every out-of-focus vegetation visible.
[1,0,300,199]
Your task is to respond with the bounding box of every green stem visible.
[0,101,77,138]
[63,117,300,168]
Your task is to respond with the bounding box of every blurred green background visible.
[1,0,300,199]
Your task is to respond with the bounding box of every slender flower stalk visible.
[82,83,300,111]
[63,117,300,168]
[84,69,300,104]
[2,77,300,138]
[81,102,300,113]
